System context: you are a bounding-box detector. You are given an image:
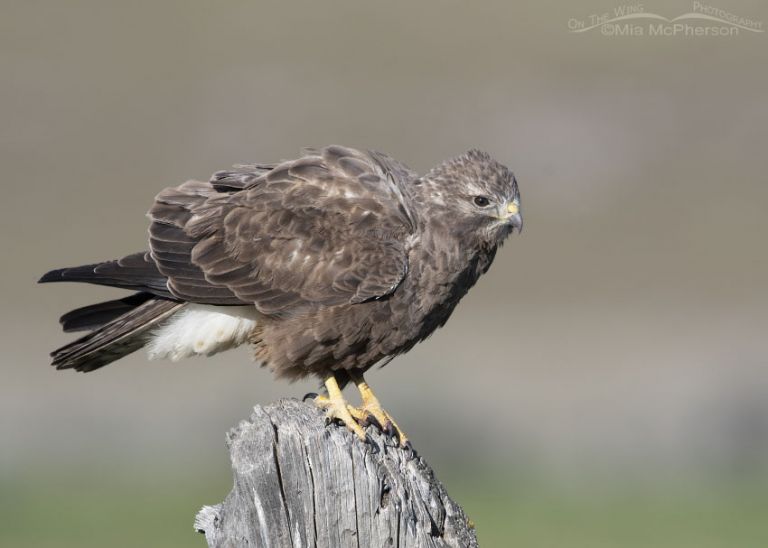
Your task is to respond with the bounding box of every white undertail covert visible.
[146,305,259,361]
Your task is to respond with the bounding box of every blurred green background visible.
[2,1,767,546]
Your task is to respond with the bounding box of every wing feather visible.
[147,146,416,315]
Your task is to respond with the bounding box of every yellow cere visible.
[507,202,519,215]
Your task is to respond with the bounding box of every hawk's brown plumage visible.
[40,145,521,442]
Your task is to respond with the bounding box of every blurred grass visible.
[454,472,768,548]
[0,467,226,548]
[1,467,766,547]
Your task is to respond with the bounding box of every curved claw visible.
[303,392,319,402]
[386,422,401,444]
[365,433,380,454]
[364,413,383,431]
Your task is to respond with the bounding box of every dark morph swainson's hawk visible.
[39,146,522,446]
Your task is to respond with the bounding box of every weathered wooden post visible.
[195,399,478,547]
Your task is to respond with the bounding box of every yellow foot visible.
[349,371,410,448]
[350,403,409,447]
[312,378,367,442]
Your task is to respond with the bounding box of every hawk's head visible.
[419,149,522,246]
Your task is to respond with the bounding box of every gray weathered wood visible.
[195,399,478,547]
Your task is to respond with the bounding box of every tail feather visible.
[52,298,184,372]
[38,252,173,298]
[59,292,154,332]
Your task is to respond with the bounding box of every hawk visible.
[39,146,522,446]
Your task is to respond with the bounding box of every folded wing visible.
[149,146,417,315]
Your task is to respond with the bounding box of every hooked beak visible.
[502,200,523,233]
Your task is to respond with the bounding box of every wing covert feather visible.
[148,146,415,314]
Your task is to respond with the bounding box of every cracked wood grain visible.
[195,399,478,548]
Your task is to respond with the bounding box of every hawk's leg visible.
[348,370,409,447]
[313,372,367,442]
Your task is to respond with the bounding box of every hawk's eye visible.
[473,196,491,207]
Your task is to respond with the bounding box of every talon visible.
[390,424,401,445]
[313,374,367,442]
[365,414,383,431]
[365,433,380,454]
[303,392,318,402]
